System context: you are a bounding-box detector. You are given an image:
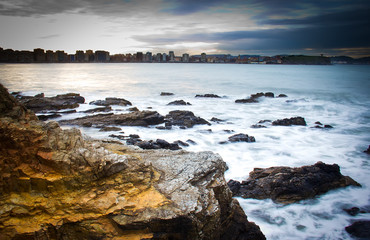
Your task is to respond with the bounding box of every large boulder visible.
[272,117,307,126]
[0,84,265,240]
[228,162,361,204]
[59,110,165,127]
[345,221,370,239]
[17,92,85,112]
[89,97,132,106]
[165,110,210,128]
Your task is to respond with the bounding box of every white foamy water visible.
[1,63,369,239]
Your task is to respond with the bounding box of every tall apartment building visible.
[201,53,207,63]
[75,50,85,62]
[95,50,110,62]
[85,50,94,62]
[182,53,189,63]
[136,52,143,62]
[169,51,175,62]
[33,48,45,62]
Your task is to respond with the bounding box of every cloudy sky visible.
[0,0,369,57]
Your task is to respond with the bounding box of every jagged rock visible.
[211,117,224,122]
[272,117,307,126]
[17,93,85,113]
[165,110,210,128]
[344,207,363,216]
[345,221,370,238]
[89,97,132,106]
[37,113,62,121]
[0,84,265,240]
[235,98,258,103]
[235,92,278,104]
[160,92,174,96]
[82,106,112,113]
[137,139,181,150]
[167,100,192,106]
[228,162,361,204]
[59,110,165,127]
[195,94,221,98]
[228,133,256,143]
[128,107,139,112]
[277,94,288,98]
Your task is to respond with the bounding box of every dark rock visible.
[99,127,122,132]
[19,93,85,113]
[223,130,235,133]
[156,126,172,130]
[345,221,370,238]
[324,124,333,128]
[250,92,265,99]
[59,111,164,127]
[344,207,360,216]
[195,94,221,98]
[167,100,191,106]
[37,113,62,121]
[136,139,181,150]
[235,98,259,103]
[272,117,307,126]
[83,106,112,113]
[174,140,190,147]
[251,124,267,129]
[108,134,126,140]
[129,134,140,139]
[258,120,271,123]
[211,117,224,122]
[165,110,210,128]
[186,139,197,145]
[82,122,92,127]
[228,133,256,143]
[364,145,370,154]
[128,107,139,112]
[160,92,174,96]
[89,97,132,106]
[264,92,274,98]
[315,121,322,125]
[58,109,77,114]
[227,179,241,194]
[277,94,288,98]
[34,93,44,98]
[228,161,361,204]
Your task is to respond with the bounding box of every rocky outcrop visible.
[272,117,307,126]
[160,92,174,96]
[235,92,285,104]
[89,97,132,106]
[228,162,360,204]
[17,93,85,113]
[0,84,265,240]
[364,145,370,154]
[165,110,210,128]
[220,133,256,144]
[345,221,370,239]
[59,111,165,127]
[195,94,221,98]
[82,106,112,113]
[167,100,192,106]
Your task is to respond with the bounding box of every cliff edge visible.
[0,84,265,240]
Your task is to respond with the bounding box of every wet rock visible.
[344,207,361,216]
[57,109,77,114]
[223,129,235,133]
[37,113,62,121]
[128,107,139,112]
[160,92,174,96]
[272,117,307,126]
[264,92,274,98]
[89,97,132,106]
[211,117,224,122]
[195,94,221,98]
[0,83,266,239]
[364,145,370,154]
[165,110,210,128]
[137,139,181,150]
[235,98,259,103]
[18,93,85,113]
[251,124,267,128]
[99,126,122,132]
[277,94,288,98]
[228,161,361,204]
[156,126,172,130]
[235,92,278,104]
[345,221,370,239]
[186,139,197,145]
[59,111,165,127]
[174,140,190,147]
[83,106,112,113]
[167,100,191,106]
[228,133,256,143]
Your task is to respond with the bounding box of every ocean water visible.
[1,63,369,239]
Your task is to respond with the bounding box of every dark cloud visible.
[161,0,226,15]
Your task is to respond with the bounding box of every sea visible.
[1,63,369,239]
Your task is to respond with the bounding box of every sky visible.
[0,0,369,57]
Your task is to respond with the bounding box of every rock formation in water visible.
[228,162,360,204]
[0,84,265,239]
[89,97,132,106]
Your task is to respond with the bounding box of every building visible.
[201,53,207,63]
[33,48,45,62]
[155,53,162,62]
[45,50,54,62]
[145,52,152,62]
[95,50,110,62]
[182,53,189,63]
[85,50,94,62]
[162,53,167,62]
[55,50,66,62]
[75,50,85,62]
[136,52,143,62]
[169,51,175,62]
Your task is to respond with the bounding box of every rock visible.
[59,110,165,127]
[58,109,77,114]
[251,124,267,128]
[160,92,174,96]
[0,84,265,240]
[137,139,181,151]
[99,126,122,132]
[264,92,274,98]
[186,139,197,145]
[195,94,221,98]
[83,106,112,113]
[364,145,370,154]
[211,117,224,122]
[277,94,288,98]
[228,161,361,204]
[344,207,361,216]
[324,124,333,128]
[345,221,370,239]
[128,107,139,112]
[37,113,62,121]
[165,110,210,128]
[89,97,132,106]
[174,140,190,147]
[228,133,256,143]
[236,92,282,104]
[272,117,307,126]
[167,100,192,106]
[18,93,85,113]
[235,98,259,103]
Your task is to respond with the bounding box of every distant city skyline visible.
[0,0,369,58]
